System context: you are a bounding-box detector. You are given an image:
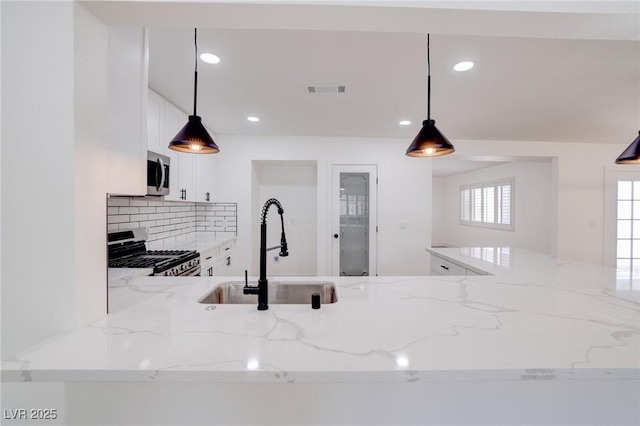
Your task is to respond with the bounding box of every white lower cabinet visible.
[201,240,235,277]
[431,256,465,276]
[430,254,482,276]
[201,247,219,277]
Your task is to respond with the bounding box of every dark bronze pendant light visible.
[169,28,219,154]
[615,131,640,164]
[406,34,455,157]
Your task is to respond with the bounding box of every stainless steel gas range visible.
[108,230,200,276]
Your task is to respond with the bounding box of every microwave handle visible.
[157,157,166,191]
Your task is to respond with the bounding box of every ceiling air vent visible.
[307,84,346,94]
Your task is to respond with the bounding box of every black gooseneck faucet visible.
[243,198,289,310]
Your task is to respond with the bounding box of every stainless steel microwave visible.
[147,151,170,196]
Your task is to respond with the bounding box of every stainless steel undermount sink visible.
[198,281,338,305]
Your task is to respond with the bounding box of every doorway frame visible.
[330,164,378,276]
[603,167,640,268]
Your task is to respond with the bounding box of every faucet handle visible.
[243,270,259,294]
[243,286,259,295]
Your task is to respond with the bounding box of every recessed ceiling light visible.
[200,53,220,64]
[453,61,474,72]
[247,116,260,122]
[399,120,412,126]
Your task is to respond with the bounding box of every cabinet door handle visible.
[440,265,449,270]
[205,192,210,202]
[206,256,212,260]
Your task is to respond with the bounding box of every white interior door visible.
[331,165,377,276]
[604,168,640,289]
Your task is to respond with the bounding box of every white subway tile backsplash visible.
[108,215,130,224]
[119,222,140,230]
[108,198,130,207]
[162,236,176,247]
[119,207,139,214]
[107,199,237,247]
[130,199,148,207]
[147,240,164,250]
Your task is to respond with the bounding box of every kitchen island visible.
[2,247,639,425]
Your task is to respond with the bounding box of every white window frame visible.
[459,178,514,231]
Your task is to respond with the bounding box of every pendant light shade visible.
[169,28,219,154]
[169,115,218,153]
[406,33,454,158]
[405,119,455,157]
[615,131,640,164]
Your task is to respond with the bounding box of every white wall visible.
[439,140,631,265]
[74,2,110,339]
[2,1,77,358]
[214,135,433,277]
[434,161,554,253]
[255,161,318,276]
[431,175,447,245]
[1,1,147,358]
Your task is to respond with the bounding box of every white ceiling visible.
[83,1,640,175]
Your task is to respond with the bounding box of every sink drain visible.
[205,306,216,311]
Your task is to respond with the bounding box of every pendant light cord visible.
[427,33,431,121]
[193,28,198,116]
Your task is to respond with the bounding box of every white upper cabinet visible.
[147,89,214,202]
[195,150,216,202]
[147,89,164,155]
[106,27,148,196]
[163,101,191,201]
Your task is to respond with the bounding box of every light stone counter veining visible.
[2,247,639,384]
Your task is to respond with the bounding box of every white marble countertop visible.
[107,267,152,282]
[3,247,639,384]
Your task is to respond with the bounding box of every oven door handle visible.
[156,157,166,191]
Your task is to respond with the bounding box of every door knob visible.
[333,234,339,239]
